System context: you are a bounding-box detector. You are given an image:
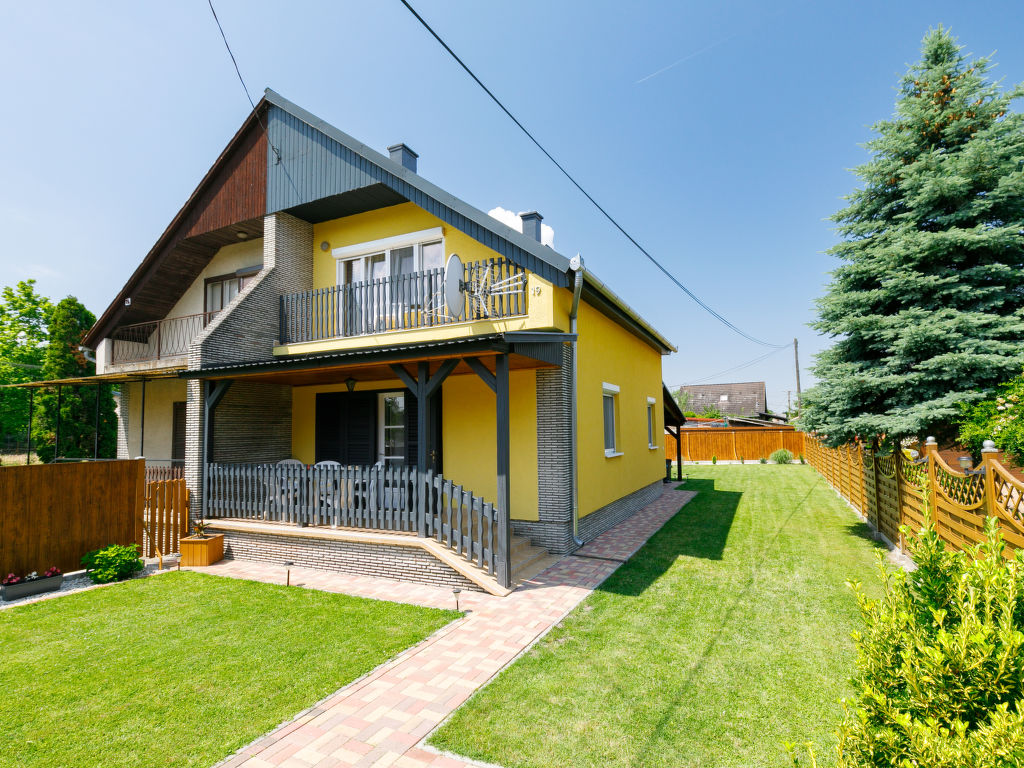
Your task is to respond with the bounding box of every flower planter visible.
[180,534,224,567]
[1,574,63,601]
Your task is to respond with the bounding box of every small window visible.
[205,268,258,313]
[602,383,620,457]
[647,397,657,449]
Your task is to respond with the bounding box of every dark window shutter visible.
[345,393,376,465]
[171,401,186,464]
[405,389,418,467]
[315,393,343,463]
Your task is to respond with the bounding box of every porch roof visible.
[5,367,186,389]
[181,332,573,386]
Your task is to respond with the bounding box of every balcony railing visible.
[110,311,218,365]
[279,257,528,345]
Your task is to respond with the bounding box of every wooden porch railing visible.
[279,257,528,344]
[205,463,506,585]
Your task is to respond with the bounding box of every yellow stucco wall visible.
[164,238,264,319]
[121,378,188,460]
[576,302,664,517]
[290,370,539,521]
[441,370,538,521]
[273,203,567,355]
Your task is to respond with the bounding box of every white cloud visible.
[487,206,555,248]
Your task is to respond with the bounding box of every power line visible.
[397,0,787,350]
[673,346,788,388]
[206,0,296,194]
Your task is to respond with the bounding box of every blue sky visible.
[2,1,1022,412]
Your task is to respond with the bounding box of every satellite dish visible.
[444,253,465,321]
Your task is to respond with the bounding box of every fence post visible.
[980,439,1003,522]
[869,438,881,531]
[893,448,907,552]
[924,436,940,530]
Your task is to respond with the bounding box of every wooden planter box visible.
[1,574,63,601]
[179,534,224,567]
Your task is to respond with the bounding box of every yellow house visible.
[82,91,681,593]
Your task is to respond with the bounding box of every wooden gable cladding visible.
[85,109,271,345]
[182,124,267,238]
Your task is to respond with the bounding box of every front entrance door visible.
[377,392,405,465]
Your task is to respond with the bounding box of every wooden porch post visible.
[139,379,146,457]
[495,353,511,588]
[676,426,682,478]
[416,361,429,475]
[201,379,232,521]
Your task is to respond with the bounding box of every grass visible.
[0,570,458,768]
[430,465,886,768]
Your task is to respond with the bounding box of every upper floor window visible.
[205,266,259,313]
[334,228,445,286]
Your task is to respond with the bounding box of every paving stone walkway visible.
[202,487,694,768]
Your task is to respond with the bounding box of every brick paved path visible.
[205,488,694,768]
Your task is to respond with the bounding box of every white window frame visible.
[603,382,622,458]
[332,228,445,285]
[377,391,406,465]
[647,396,658,449]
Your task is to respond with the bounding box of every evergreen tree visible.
[32,297,117,462]
[802,27,1024,445]
[0,280,52,446]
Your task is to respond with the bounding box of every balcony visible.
[110,311,218,366]
[279,257,528,345]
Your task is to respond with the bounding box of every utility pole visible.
[793,338,802,412]
[787,390,792,414]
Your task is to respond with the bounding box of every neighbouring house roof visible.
[85,90,675,355]
[677,381,767,417]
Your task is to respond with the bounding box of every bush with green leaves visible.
[789,516,1024,767]
[770,449,793,465]
[81,544,144,584]
[711,455,717,464]
[958,370,1024,463]
[759,457,767,464]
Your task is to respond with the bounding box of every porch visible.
[192,332,573,591]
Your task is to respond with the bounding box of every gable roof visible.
[86,90,674,354]
[677,381,767,417]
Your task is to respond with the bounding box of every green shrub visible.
[759,457,767,464]
[711,455,717,464]
[799,454,806,464]
[789,515,1024,767]
[958,371,1024,463]
[81,544,144,584]
[701,406,723,419]
[683,411,697,418]
[770,449,793,464]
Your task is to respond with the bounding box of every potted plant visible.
[1,566,63,601]
[179,520,224,567]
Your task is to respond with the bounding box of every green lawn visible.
[430,465,885,768]
[0,571,458,768]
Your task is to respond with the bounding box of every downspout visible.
[569,254,585,547]
[78,345,96,364]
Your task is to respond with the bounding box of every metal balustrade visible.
[279,257,528,344]
[110,311,218,364]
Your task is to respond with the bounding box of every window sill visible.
[604,450,624,458]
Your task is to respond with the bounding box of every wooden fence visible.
[140,478,189,559]
[666,427,805,463]
[804,435,1024,554]
[0,460,145,576]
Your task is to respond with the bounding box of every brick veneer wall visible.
[217,528,482,592]
[576,479,665,544]
[211,380,293,463]
[115,385,129,459]
[512,345,574,553]
[185,212,313,512]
